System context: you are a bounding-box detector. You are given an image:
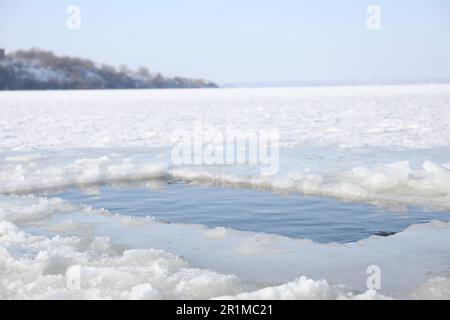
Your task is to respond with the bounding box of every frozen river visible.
[1,85,450,299]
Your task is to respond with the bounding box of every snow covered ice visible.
[1,85,450,150]
[1,85,450,299]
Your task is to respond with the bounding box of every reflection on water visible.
[53,181,450,243]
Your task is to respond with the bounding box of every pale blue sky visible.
[1,0,450,84]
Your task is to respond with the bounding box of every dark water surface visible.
[55,182,450,243]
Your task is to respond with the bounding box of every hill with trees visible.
[0,49,218,90]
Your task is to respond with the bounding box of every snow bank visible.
[1,194,450,299]
[1,197,391,300]
[410,277,450,300]
[0,153,167,195]
[5,151,450,209]
[215,277,391,300]
[172,159,450,209]
[2,150,449,210]
[0,220,243,299]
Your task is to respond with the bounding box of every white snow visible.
[1,85,450,299]
[1,85,450,150]
[0,196,387,300]
[0,195,449,299]
[1,151,449,210]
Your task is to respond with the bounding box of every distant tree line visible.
[0,49,218,90]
